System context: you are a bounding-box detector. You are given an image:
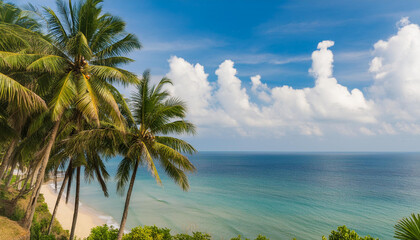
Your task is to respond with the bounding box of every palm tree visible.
[395,214,420,240]
[0,5,48,181]
[115,71,196,239]
[66,71,197,239]
[46,115,111,239]
[17,0,141,229]
[0,0,40,30]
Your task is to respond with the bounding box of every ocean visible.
[74,152,420,240]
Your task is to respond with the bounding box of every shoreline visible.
[40,182,118,239]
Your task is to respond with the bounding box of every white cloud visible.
[251,75,271,102]
[165,56,236,127]
[166,41,374,136]
[165,19,420,138]
[369,19,420,122]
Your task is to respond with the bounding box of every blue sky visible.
[14,0,420,151]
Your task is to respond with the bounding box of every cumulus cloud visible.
[165,56,236,127]
[165,18,420,137]
[251,75,271,102]
[369,18,420,124]
[269,40,374,123]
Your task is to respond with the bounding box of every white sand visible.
[40,184,108,239]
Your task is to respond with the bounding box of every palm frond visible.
[395,214,420,240]
[155,136,197,155]
[27,55,69,73]
[50,70,76,120]
[153,142,196,172]
[75,73,100,125]
[89,65,137,85]
[143,145,162,185]
[0,72,47,111]
[95,33,141,59]
[116,157,134,194]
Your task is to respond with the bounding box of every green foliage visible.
[230,235,269,240]
[394,213,420,240]
[173,232,211,240]
[30,218,56,240]
[10,206,24,221]
[122,225,172,240]
[87,224,119,240]
[86,225,269,240]
[322,226,378,240]
[255,235,269,240]
[29,194,69,240]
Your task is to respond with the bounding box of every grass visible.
[0,216,29,240]
[0,183,69,240]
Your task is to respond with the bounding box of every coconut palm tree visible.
[17,0,141,229]
[0,12,48,181]
[111,71,197,240]
[395,214,420,240]
[0,0,40,30]
[46,116,111,239]
[65,71,197,239]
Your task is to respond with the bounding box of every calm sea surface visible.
[75,152,420,239]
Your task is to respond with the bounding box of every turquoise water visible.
[76,152,420,239]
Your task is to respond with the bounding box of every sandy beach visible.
[40,183,109,239]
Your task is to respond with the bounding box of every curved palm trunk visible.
[5,161,17,187]
[69,167,81,240]
[19,170,31,191]
[0,137,18,179]
[28,162,40,189]
[117,159,140,240]
[22,119,61,230]
[47,163,71,234]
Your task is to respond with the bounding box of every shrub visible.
[87,224,119,240]
[10,206,25,221]
[122,225,171,240]
[322,226,378,240]
[30,219,56,240]
[230,235,269,240]
[173,232,211,240]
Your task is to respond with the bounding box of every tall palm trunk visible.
[28,162,39,189]
[117,159,140,240]
[22,119,61,230]
[47,163,71,234]
[0,137,18,179]
[69,166,81,240]
[5,161,17,187]
[19,170,30,191]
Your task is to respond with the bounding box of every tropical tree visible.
[395,214,420,240]
[14,0,141,230]
[65,71,197,239]
[0,0,40,30]
[73,71,197,239]
[46,114,112,239]
[0,3,48,181]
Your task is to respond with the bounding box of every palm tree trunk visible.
[69,167,81,240]
[54,168,58,192]
[47,163,71,235]
[21,119,61,230]
[29,161,41,189]
[117,159,140,240]
[5,160,17,187]
[19,170,30,191]
[0,137,18,180]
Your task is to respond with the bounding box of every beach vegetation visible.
[173,232,211,240]
[322,226,378,240]
[394,213,420,240]
[86,225,119,240]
